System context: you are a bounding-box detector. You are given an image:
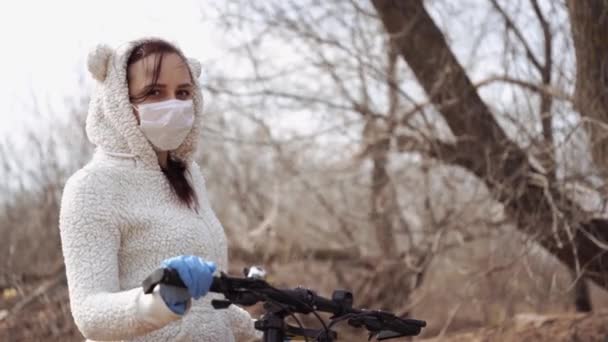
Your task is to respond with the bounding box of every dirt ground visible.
[418,311,608,342]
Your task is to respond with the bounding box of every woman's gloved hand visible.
[158,255,217,314]
[157,284,191,315]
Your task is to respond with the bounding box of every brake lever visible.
[375,330,408,341]
[348,311,426,339]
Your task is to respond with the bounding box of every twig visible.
[0,273,66,322]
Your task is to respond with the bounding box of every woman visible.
[59,38,259,341]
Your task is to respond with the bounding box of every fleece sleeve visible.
[225,305,262,341]
[58,171,187,341]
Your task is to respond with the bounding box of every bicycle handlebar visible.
[142,267,426,341]
[143,268,348,313]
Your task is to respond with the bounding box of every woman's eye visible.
[146,89,161,97]
[177,90,191,98]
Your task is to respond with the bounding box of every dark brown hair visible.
[127,39,198,210]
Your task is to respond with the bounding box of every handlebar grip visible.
[209,277,223,293]
[142,267,223,294]
[141,267,186,294]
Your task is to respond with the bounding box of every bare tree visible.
[567,1,608,183]
[489,0,593,312]
[371,0,608,293]
[202,0,528,315]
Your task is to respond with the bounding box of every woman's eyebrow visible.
[141,83,192,89]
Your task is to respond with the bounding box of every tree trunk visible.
[567,0,608,181]
[572,269,593,312]
[566,0,608,311]
[369,123,398,258]
[371,0,608,289]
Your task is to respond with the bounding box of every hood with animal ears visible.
[85,38,203,170]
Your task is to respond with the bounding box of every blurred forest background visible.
[2,0,608,341]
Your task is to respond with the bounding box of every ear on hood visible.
[85,38,204,170]
[187,58,202,79]
[87,44,114,82]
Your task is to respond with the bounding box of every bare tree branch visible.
[371,0,608,289]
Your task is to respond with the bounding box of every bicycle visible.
[142,266,426,341]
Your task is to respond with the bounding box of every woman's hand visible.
[158,255,217,314]
[162,255,216,299]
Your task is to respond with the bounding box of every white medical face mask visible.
[134,99,195,151]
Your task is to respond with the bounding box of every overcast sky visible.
[0,0,221,138]
[0,0,579,162]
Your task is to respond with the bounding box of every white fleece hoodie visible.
[58,39,259,342]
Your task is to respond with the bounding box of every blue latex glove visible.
[158,284,191,315]
[159,255,217,314]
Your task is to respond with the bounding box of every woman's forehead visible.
[130,53,191,84]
